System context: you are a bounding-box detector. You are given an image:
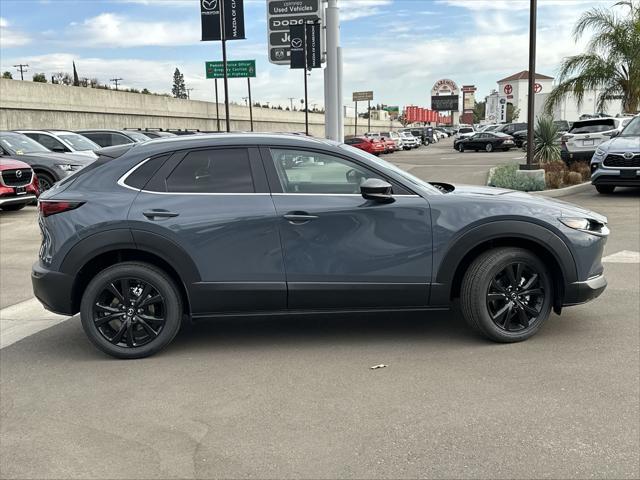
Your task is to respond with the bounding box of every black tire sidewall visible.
[80,262,182,359]
[462,248,553,342]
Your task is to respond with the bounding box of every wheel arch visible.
[432,221,578,312]
[61,229,200,315]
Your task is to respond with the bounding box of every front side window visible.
[28,133,67,151]
[620,116,640,136]
[166,148,254,193]
[269,148,376,194]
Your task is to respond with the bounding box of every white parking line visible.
[0,298,71,349]
[602,250,640,263]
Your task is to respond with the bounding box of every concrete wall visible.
[0,79,400,137]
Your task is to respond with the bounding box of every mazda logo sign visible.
[291,38,303,48]
[623,152,634,159]
[15,170,22,178]
[201,0,217,11]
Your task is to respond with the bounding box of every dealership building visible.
[494,70,624,122]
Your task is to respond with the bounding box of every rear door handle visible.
[143,210,179,220]
[283,211,318,224]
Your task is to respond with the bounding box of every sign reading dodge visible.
[267,0,323,65]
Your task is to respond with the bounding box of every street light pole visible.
[525,0,537,168]
[324,0,341,141]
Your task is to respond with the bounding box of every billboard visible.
[431,78,459,112]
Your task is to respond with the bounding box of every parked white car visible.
[399,131,419,149]
[380,131,404,149]
[455,127,476,140]
[15,130,100,159]
[561,117,634,162]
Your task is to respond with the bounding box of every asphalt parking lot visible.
[1,139,639,479]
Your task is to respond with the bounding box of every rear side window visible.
[570,119,616,133]
[125,155,171,189]
[166,148,254,193]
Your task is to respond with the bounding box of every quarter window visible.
[269,148,377,194]
[166,148,254,193]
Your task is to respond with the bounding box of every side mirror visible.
[360,178,394,203]
[51,146,68,153]
[610,130,620,138]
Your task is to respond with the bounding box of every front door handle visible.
[143,210,179,220]
[283,211,318,224]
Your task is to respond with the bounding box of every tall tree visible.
[546,0,640,115]
[171,68,187,99]
[473,100,486,123]
[72,61,80,87]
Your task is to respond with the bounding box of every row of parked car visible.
[344,126,458,156]
[0,128,190,211]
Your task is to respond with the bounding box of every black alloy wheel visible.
[36,172,55,192]
[485,262,545,332]
[80,262,182,358]
[485,143,493,152]
[92,277,166,348]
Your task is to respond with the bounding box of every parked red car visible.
[381,137,397,153]
[344,136,386,155]
[0,158,39,211]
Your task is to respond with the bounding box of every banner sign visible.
[352,91,373,102]
[201,0,246,41]
[290,21,321,69]
[431,95,459,111]
[206,60,256,78]
[268,0,323,65]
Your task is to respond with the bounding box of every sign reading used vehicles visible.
[200,0,246,41]
[267,0,324,65]
[205,60,256,78]
[353,91,374,102]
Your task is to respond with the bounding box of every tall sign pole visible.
[525,0,538,168]
[367,99,371,133]
[324,0,341,141]
[354,100,358,135]
[247,77,254,132]
[219,0,231,132]
[214,79,220,131]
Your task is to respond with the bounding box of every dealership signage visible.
[485,92,507,123]
[267,0,324,65]
[462,85,476,112]
[290,21,321,69]
[200,0,246,41]
[353,91,374,102]
[431,78,459,111]
[205,60,256,78]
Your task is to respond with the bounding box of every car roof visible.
[15,129,77,135]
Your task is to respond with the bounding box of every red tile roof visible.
[497,70,554,82]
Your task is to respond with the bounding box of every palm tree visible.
[545,0,640,115]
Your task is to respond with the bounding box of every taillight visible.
[38,200,84,217]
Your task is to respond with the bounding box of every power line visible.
[110,77,123,90]
[13,64,29,81]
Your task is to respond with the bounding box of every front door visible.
[262,147,432,310]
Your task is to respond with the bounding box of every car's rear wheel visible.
[485,143,493,152]
[459,144,465,152]
[80,262,182,359]
[595,185,615,194]
[460,248,552,342]
[36,172,55,192]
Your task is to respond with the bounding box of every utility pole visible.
[242,97,249,106]
[524,0,537,168]
[324,0,342,141]
[13,64,29,80]
[288,97,295,111]
[186,88,195,99]
[219,0,231,132]
[110,77,123,90]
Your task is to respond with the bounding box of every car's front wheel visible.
[80,262,183,359]
[595,185,615,194]
[485,143,494,152]
[460,248,552,342]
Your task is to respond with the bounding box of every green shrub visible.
[489,164,546,192]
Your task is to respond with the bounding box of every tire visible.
[595,185,615,194]
[36,172,55,192]
[80,262,183,359]
[459,144,464,152]
[0,203,26,211]
[460,247,553,343]
[485,143,493,152]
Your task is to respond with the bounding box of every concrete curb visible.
[531,182,592,198]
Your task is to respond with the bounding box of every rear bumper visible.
[31,261,76,315]
[0,194,37,207]
[563,274,607,306]
[561,149,594,162]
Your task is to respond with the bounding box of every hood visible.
[70,150,99,159]
[0,157,32,170]
[602,135,640,153]
[449,184,608,223]
[18,151,94,165]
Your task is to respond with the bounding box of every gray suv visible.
[590,115,640,193]
[32,134,609,358]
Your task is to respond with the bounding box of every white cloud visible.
[0,17,31,47]
[438,0,600,11]
[340,0,392,21]
[70,13,200,47]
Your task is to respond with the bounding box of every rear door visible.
[127,146,286,315]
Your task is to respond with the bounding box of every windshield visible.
[570,119,616,134]
[0,133,50,154]
[459,128,473,133]
[620,116,640,137]
[126,131,151,142]
[339,144,442,195]
[58,133,100,151]
[484,125,498,132]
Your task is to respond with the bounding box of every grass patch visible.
[488,164,545,192]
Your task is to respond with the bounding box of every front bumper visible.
[31,261,76,315]
[563,274,607,306]
[591,168,640,187]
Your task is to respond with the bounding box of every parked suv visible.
[32,134,608,358]
[15,130,100,159]
[561,117,632,162]
[590,115,640,193]
[0,158,39,211]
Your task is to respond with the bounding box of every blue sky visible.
[0,0,615,111]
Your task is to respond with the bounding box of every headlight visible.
[559,217,610,236]
[593,147,606,157]
[55,164,83,171]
